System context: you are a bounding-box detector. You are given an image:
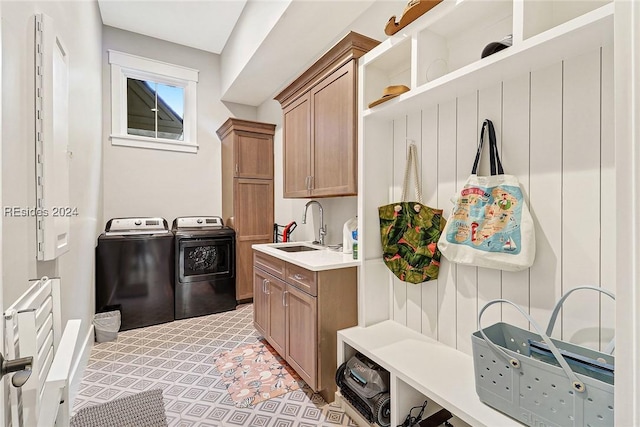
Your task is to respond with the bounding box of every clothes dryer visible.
[172,216,236,319]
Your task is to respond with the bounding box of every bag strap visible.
[401,144,423,203]
[471,119,504,176]
[478,299,586,393]
[545,286,616,354]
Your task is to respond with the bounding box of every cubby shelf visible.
[338,321,521,427]
[362,2,613,121]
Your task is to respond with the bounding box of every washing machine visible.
[95,217,174,331]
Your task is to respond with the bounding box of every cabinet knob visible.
[282,290,288,307]
[293,274,304,281]
[235,163,239,174]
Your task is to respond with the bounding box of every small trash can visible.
[93,310,121,343]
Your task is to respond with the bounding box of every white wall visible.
[102,27,256,223]
[1,0,103,332]
[362,47,615,356]
[220,0,291,97]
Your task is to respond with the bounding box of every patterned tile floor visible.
[74,304,357,427]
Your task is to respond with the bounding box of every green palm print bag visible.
[379,144,446,284]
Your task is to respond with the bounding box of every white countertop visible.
[252,242,360,271]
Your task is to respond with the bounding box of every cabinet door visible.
[235,131,273,179]
[282,93,312,198]
[266,277,287,356]
[234,178,273,240]
[286,284,317,390]
[238,239,270,302]
[310,60,356,197]
[253,267,270,337]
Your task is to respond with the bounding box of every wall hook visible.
[0,353,33,387]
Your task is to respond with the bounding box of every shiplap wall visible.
[384,46,615,356]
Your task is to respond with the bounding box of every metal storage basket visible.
[471,286,615,427]
[273,222,297,243]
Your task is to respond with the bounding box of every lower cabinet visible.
[267,277,286,356]
[285,284,317,388]
[252,251,356,402]
[252,268,269,337]
[237,238,270,301]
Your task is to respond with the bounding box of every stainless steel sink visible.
[275,245,320,252]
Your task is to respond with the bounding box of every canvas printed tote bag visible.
[437,119,535,271]
[379,144,446,284]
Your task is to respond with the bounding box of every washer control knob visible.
[197,218,203,224]
[134,219,142,226]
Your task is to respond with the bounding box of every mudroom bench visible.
[337,320,521,427]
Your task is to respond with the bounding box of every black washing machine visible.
[172,216,236,319]
[95,217,174,331]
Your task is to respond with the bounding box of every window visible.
[109,50,199,153]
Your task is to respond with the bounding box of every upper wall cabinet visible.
[360,0,613,121]
[275,32,379,198]
[218,119,275,180]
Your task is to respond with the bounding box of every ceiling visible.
[97,0,406,106]
[97,0,248,54]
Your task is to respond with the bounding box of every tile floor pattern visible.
[74,304,358,427]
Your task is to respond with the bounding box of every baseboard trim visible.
[69,325,94,411]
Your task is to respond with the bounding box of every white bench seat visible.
[337,320,521,427]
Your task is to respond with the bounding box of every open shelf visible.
[395,377,470,427]
[363,37,411,109]
[335,390,378,427]
[363,2,613,121]
[416,0,513,86]
[338,321,521,427]
[522,0,612,40]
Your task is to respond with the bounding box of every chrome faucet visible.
[302,200,326,246]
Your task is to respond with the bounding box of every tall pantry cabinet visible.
[217,118,276,302]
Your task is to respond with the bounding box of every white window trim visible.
[109,50,199,153]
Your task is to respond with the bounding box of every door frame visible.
[614,0,640,424]
[1,5,6,423]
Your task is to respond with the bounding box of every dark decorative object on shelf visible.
[481,34,513,58]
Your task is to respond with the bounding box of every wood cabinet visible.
[218,118,276,302]
[285,284,317,387]
[310,61,356,197]
[253,250,357,402]
[282,94,311,197]
[275,32,379,198]
[266,276,287,356]
[252,267,270,337]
